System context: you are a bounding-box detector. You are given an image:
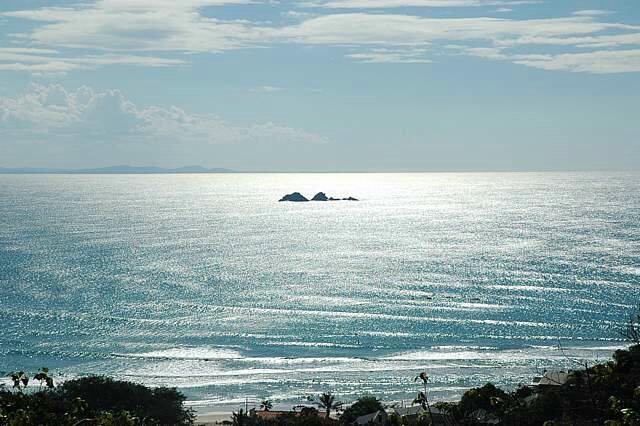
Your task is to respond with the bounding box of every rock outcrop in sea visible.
[279,192,358,202]
[311,192,329,201]
[279,192,309,202]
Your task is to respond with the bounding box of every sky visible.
[0,0,639,172]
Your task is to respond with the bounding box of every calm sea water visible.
[1,173,639,410]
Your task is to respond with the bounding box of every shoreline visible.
[195,412,233,426]
[184,343,629,424]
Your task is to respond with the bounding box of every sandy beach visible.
[195,412,233,425]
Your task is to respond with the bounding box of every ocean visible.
[1,172,639,411]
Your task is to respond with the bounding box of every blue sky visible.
[0,0,639,171]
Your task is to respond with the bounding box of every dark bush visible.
[61,376,194,425]
[0,374,194,425]
[339,395,384,425]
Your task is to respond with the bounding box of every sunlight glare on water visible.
[1,172,639,408]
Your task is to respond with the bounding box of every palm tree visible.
[317,392,341,419]
[232,409,247,426]
[260,400,273,411]
[414,372,434,425]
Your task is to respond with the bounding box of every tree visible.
[340,396,383,425]
[459,383,509,415]
[260,400,273,411]
[621,308,640,344]
[1,369,195,425]
[33,367,54,390]
[62,376,194,425]
[232,409,248,426]
[414,371,434,425]
[300,406,319,417]
[317,392,341,419]
[9,371,29,392]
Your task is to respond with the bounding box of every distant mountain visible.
[0,165,235,174]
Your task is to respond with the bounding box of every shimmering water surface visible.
[1,173,639,409]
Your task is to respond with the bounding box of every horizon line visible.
[1,166,639,175]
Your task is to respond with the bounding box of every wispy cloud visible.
[512,49,640,74]
[0,48,186,74]
[307,0,539,9]
[277,14,636,47]
[347,48,431,63]
[276,13,640,73]
[1,0,264,53]
[458,44,640,73]
[249,85,286,92]
[2,1,640,74]
[573,10,613,17]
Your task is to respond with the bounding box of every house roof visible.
[355,410,386,425]
[537,371,569,386]
[393,405,449,418]
[393,406,425,417]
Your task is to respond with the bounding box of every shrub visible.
[0,373,194,425]
[339,396,384,425]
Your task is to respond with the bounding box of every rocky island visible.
[279,192,358,202]
[311,192,329,201]
[279,192,309,202]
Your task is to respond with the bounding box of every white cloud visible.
[282,10,317,20]
[249,85,286,92]
[5,2,634,53]
[461,46,508,59]
[512,49,640,74]
[573,10,613,17]
[493,32,640,49]
[456,43,640,73]
[0,84,327,146]
[275,13,640,73]
[0,48,186,74]
[277,14,636,46]
[347,48,431,63]
[308,0,539,8]
[1,1,265,53]
[2,1,640,74]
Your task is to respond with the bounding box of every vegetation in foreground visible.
[2,346,639,426]
[3,313,639,425]
[232,346,640,425]
[0,372,194,425]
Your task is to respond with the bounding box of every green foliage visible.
[61,375,194,425]
[387,412,403,426]
[621,308,640,344]
[3,341,640,426]
[33,368,54,390]
[232,409,251,426]
[414,372,429,386]
[231,408,335,426]
[0,370,194,425]
[273,411,330,426]
[94,410,138,426]
[459,382,509,415]
[8,372,29,392]
[415,413,432,426]
[339,395,384,425]
[316,392,341,418]
[300,406,319,417]
[437,344,640,426]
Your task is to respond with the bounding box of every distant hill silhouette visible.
[0,165,235,174]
